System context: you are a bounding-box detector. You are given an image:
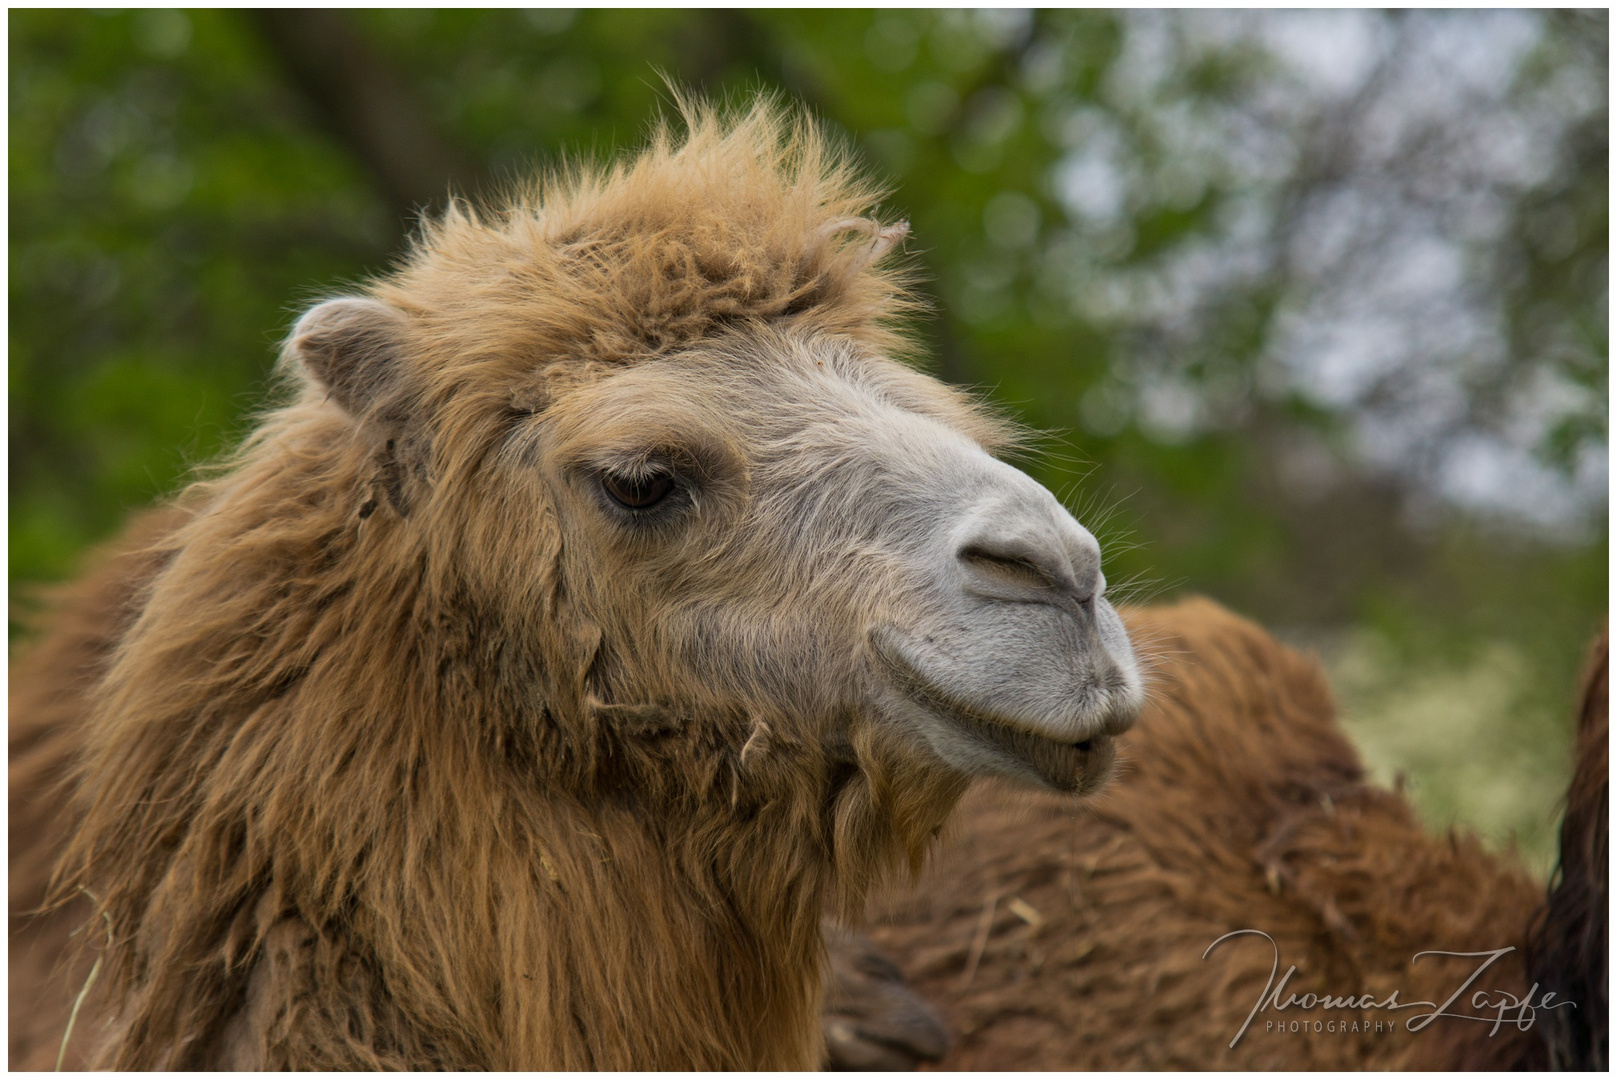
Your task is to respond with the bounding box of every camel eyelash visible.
[587,459,695,527]
[600,467,679,510]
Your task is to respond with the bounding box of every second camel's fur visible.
[862,599,1605,1069]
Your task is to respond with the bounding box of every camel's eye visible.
[601,470,676,510]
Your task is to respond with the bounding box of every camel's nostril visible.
[959,540,1100,612]
[1073,739,1093,752]
[1070,562,1101,607]
[959,544,1060,594]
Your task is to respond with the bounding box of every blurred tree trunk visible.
[249,10,481,226]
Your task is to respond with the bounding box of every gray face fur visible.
[532,325,1142,793]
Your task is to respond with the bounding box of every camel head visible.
[282,102,1142,807]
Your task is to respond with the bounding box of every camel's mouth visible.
[924,692,1119,794]
[868,628,1121,793]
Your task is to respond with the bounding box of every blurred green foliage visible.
[8,9,1607,870]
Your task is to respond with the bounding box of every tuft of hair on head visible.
[376,94,923,393]
[274,94,933,437]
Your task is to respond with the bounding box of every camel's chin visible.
[871,675,1120,794]
[932,701,1119,794]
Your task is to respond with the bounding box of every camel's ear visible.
[287,297,408,417]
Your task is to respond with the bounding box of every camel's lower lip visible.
[919,693,1117,792]
[870,633,1117,792]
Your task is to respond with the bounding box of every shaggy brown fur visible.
[6,524,944,1071]
[10,508,191,1071]
[864,598,1603,1069]
[12,99,1092,1070]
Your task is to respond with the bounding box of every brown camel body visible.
[7,99,1143,1070]
[861,599,1605,1070]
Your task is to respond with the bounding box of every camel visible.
[857,599,1607,1069]
[7,98,1143,1069]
